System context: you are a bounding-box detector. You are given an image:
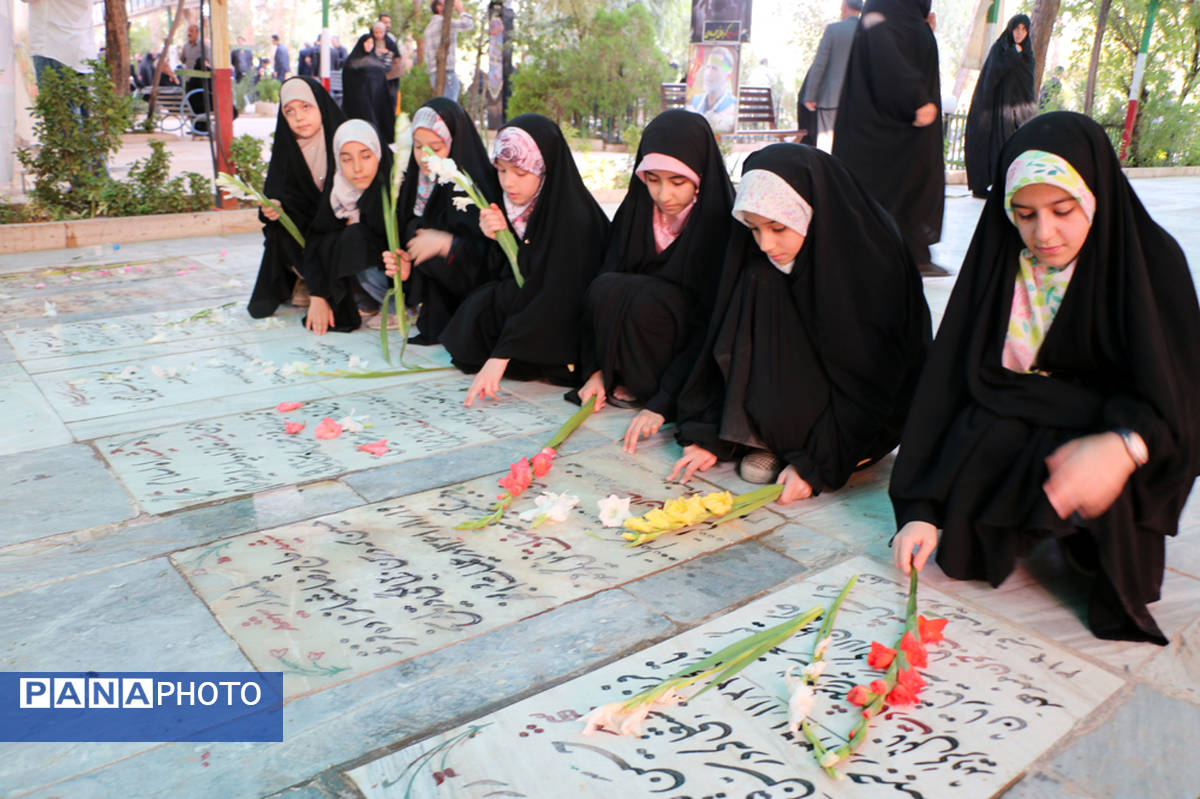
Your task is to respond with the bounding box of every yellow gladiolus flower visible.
[701,491,734,516]
[662,497,692,525]
[678,494,709,525]
[623,516,654,534]
[643,508,677,531]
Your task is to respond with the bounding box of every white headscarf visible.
[280,78,326,188]
[330,120,382,224]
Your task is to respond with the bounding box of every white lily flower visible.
[520,492,580,523]
[347,354,367,372]
[451,195,474,212]
[596,494,633,528]
[43,301,57,317]
[802,661,827,681]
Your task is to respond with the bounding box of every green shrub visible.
[234,73,257,108]
[257,77,282,103]
[16,60,134,216]
[399,63,433,116]
[98,140,212,216]
[229,134,267,190]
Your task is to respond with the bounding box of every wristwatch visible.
[1113,428,1149,468]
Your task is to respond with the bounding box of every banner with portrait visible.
[690,0,752,43]
[684,43,739,134]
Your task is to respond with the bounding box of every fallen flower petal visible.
[581,702,627,736]
[787,680,815,735]
[814,636,833,659]
[867,641,897,670]
[314,417,343,439]
[820,750,841,769]
[357,439,390,456]
[285,421,305,435]
[43,301,57,317]
[918,615,948,644]
[276,401,304,413]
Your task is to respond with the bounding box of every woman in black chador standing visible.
[247,77,346,318]
[891,112,1200,645]
[576,109,734,454]
[964,14,1037,198]
[341,21,400,144]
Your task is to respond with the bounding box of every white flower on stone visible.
[347,354,368,372]
[278,361,310,377]
[787,679,815,735]
[820,750,842,769]
[802,661,827,681]
[451,195,474,212]
[337,409,370,433]
[814,636,832,659]
[597,494,633,528]
[144,332,168,344]
[582,701,626,736]
[520,492,580,523]
[151,365,180,379]
[43,300,57,317]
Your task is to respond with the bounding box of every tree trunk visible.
[1084,0,1112,115]
[1030,0,1061,95]
[434,2,454,95]
[146,0,188,121]
[105,0,131,96]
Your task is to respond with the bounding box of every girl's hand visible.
[1043,432,1137,519]
[382,248,412,280]
[667,444,717,483]
[578,370,607,411]
[893,521,938,574]
[913,102,938,127]
[776,465,813,504]
[261,201,280,221]
[406,229,454,264]
[305,295,335,336]
[623,410,665,455]
[478,203,507,241]
[464,357,509,406]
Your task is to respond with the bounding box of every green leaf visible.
[543,395,596,450]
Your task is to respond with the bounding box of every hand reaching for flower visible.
[305,296,335,336]
[668,444,717,483]
[464,357,510,406]
[893,521,938,575]
[406,228,454,265]
[382,248,412,281]
[578,370,607,412]
[623,409,665,455]
[478,203,508,241]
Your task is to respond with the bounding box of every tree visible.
[105,0,131,96]
[1084,0,1112,115]
[1030,0,1062,93]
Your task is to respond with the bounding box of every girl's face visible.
[495,157,542,206]
[1010,183,1091,267]
[283,98,322,140]
[339,142,378,190]
[643,169,697,216]
[1012,23,1028,45]
[413,127,450,175]
[741,210,805,267]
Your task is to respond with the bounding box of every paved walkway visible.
[1,178,1198,799]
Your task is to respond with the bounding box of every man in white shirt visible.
[21,0,96,88]
[422,0,473,101]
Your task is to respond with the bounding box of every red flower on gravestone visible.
[918,615,948,644]
[531,447,556,477]
[498,457,533,497]
[899,631,928,669]
[846,684,871,706]
[869,680,888,695]
[896,667,926,697]
[887,681,919,706]
[867,641,897,670]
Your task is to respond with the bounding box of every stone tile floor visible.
[1,179,1199,799]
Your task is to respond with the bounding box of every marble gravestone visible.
[172,445,786,696]
[346,557,1124,799]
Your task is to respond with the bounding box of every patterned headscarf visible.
[413,106,453,216]
[1004,149,1096,225]
[731,168,814,273]
[492,125,545,237]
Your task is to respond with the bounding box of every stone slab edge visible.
[0,208,261,255]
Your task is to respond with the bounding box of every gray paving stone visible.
[620,539,806,623]
[1000,771,1096,799]
[1053,684,1200,799]
[0,442,137,546]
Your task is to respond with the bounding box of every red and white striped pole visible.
[320,0,331,92]
[1120,0,1158,164]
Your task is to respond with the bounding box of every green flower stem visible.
[801,720,840,779]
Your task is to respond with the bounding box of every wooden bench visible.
[659,83,801,142]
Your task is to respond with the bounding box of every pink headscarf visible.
[492,126,546,238]
[635,153,701,254]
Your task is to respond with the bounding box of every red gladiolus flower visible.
[867,641,897,670]
[887,681,919,706]
[862,706,875,719]
[896,667,926,696]
[846,684,871,706]
[531,447,556,477]
[498,457,534,497]
[899,631,928,669]
[918,615,948,644]
[869,680,888,695]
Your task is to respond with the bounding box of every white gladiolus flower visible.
[451,195,474,212]
[820,750,841,769]
[814,636,833,659]
[787,680,815,735]
[337,409,369,433]
[43,301,57,317]
[802,661,827,680]
[596,494,633,528]
[520,492,580,523]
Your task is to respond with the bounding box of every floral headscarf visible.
[731,168,814,274]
